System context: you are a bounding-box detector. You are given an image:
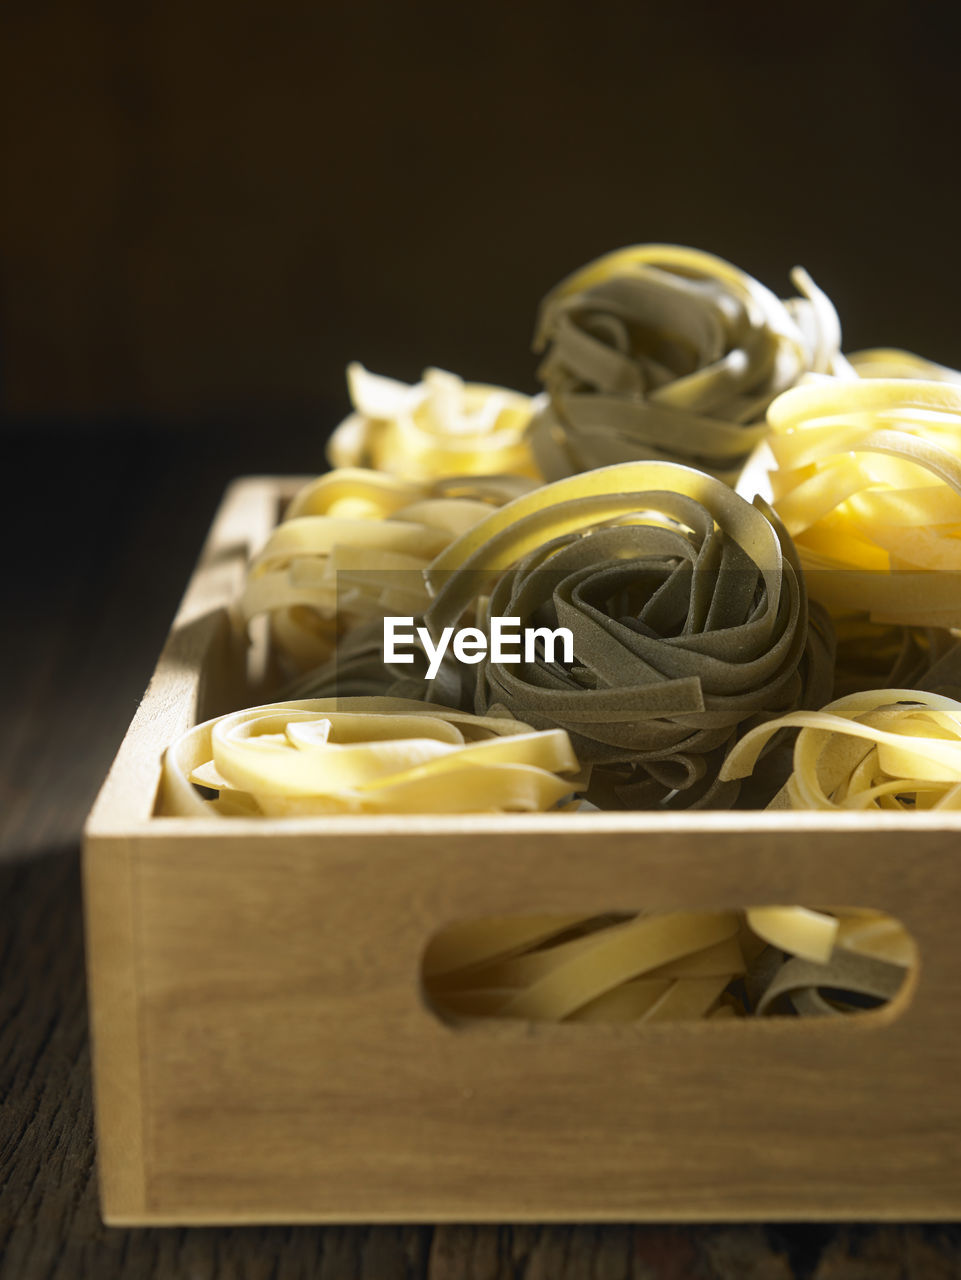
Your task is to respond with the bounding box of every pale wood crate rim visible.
[88,809,961,837]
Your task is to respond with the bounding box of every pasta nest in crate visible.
[327,364,541,481]
[163,698,582,817]
[721,687,961,812]
[424,460,834,809]
[764,378,961,630]
[239,468,536,673]
[528,244,847,485]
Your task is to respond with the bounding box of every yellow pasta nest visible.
[239,468,535,671]
[326,364,540,481]
[424,460,832,808]
[765,379,961,628]
[720,688,961,810]
[162,698,581,817]
[529,244,846,484]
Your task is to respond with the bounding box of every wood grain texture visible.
[83,474,961,1226]
[6,428,961,1275]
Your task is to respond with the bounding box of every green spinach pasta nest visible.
[529,244,846,484]
[424,461,833,809]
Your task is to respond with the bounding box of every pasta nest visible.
[327,363,540,481]
[162,698,581,816]
[765,378,961,628]
[721,688,961,811]
[423,460,832,809]
[239,468,535,672]
[529,244,846,484]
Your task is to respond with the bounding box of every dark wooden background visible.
[2,0,961,425]
[4,2,961,1275]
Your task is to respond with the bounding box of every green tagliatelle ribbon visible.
[423,460,833,808]
[327,364,541,481]
[240,468,535,672]
[282,618,433,701]
[162,697,582,817]
[528,245,848,485]
[831,616,961,701]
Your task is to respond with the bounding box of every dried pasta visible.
[425,904,912,1022]
[240,468,535,671]
[832,617,961,700]
[158,240,954,1031]
[162,698,581,817]
[424,460,833,808]
[327,364,540,480]
[848,348,961,383]
[764,379,961,628]
[719,688,961,811]
[529,245,847,484]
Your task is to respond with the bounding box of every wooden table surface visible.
[3,423,961,1279]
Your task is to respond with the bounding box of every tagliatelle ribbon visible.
[423,460,832,808]
[848,348,961,383]
[764,379,961,628]
[282,614,471,708]
[425,911,743,1021]
[162,697,582,817]
[831,616,961,701]
[326,364,541,481]
[240,468,536,672]
[754,949,907,1017]
[424,905,913,1022]
[528,245,849,485]
[746,905,838,963]
[719,688,961,810]
[282,618,426,700]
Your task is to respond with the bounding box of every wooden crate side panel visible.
[118,825,961,1223]
[82,835,147,1223]
[82,476,291,1221]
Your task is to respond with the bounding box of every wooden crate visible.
[83,476,961,1226]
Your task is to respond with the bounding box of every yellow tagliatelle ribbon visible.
[326,364,541,481]
[161,697,582,817]
[848,348,961,383]
[528,245,848,485]
[423,460,832,808]
[240,468,535,671]
[764,379,961,629]
[719,688,961,811]
[424,904,913,1022]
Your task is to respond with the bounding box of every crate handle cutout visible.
[421,907,916,1024]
